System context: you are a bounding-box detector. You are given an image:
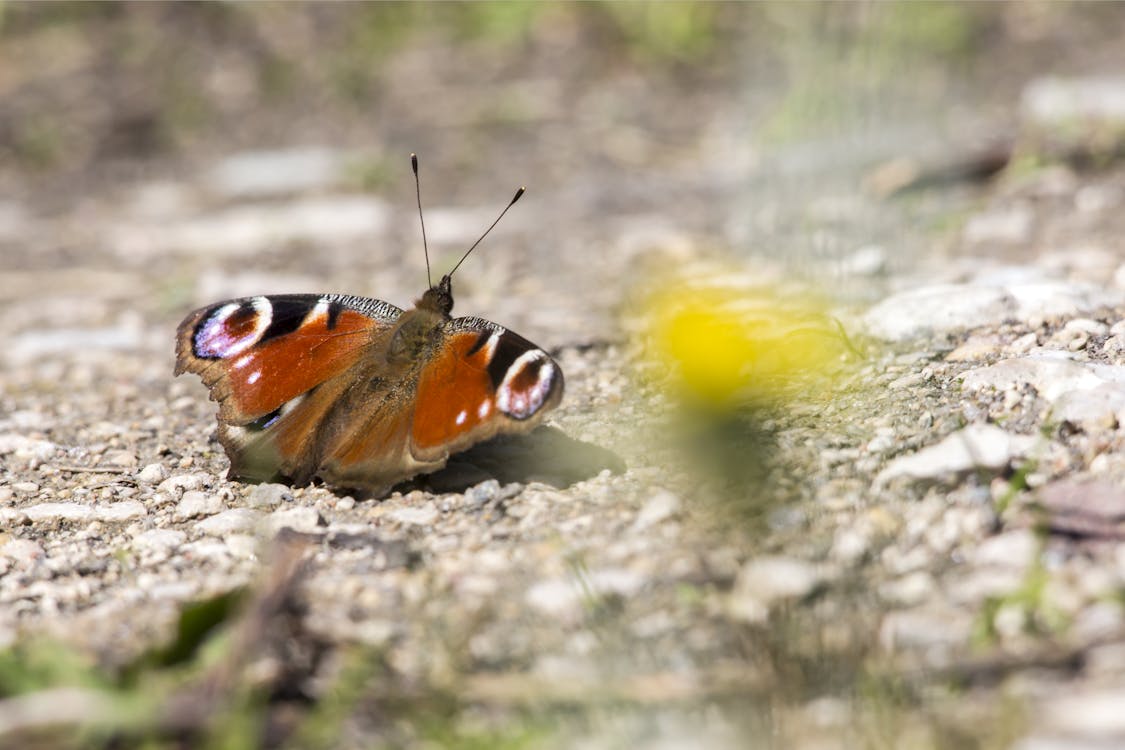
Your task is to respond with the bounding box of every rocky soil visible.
[4,5,1125,749]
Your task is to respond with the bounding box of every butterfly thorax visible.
[386,277,454,366]
[419,275,454,317]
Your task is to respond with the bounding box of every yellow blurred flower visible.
[636,265,855,408]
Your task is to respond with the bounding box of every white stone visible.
[246,483,292,509]
[1007,281,1124,321]
[972,529,1039,569]
[0,434,58,461]
[263,506,323,535]
[729,556,820,624]
[136,463,167,484]
[158,473,211,495]
[23,503,94,523]
[95,501,147,522]
[878,572,935,607]
[0,538,44,565]
[175,491,223,519]
[864,277,1125,343]
[184,541,239,562]
[863,285,1014,341]
[195,508,262,536]
[1037,687,1125,737]
[225,534,259,559]
[830,527,870,565]
[1008,332,1039,355]
[1053,383,1125,430]
[875,424,1035,488]
[632,489,682,531]
[1063,318,1109,336]
[104,450,137,468]
[133,529,187,552]
[386,505,440,527]
[961,356,1125,403]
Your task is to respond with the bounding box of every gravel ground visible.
[5,146,1125,749]
[4,6,1125,749]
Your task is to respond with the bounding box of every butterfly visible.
[174,155,564,495]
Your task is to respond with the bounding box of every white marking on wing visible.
[480,331,500,360]
[497,350,553,419]
[304,298,331,327]
[199,297,273,358]
[278,394,305,419]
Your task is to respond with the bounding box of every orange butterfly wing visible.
[175,294,401,424]
[411,320,564,461]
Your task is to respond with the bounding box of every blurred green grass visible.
[0,2,1003,170]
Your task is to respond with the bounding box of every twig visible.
[55,465,131,475]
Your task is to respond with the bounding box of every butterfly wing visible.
[315,316,564,492]
[178,296,564,494]
[175,293,403,482]
[410,317,564,462]
[176,294,402,422]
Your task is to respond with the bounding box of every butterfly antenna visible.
[412,153,432,289]
[448,186,525,279]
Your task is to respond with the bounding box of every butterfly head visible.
[411,154,522,321]
[419,274,454,316]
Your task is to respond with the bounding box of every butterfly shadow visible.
[399,426,626,496]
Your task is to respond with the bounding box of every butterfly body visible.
[175,274,564,494]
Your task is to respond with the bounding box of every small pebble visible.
[96,501,147,522]
[137,463,167,484]
[133,528,187,552]
[23,503,94,523]
[195,508,262,536]
[246,483,292,509]
[264,506,323,534]
[632,489,682,531]
[158,473,210,495]
[175,491,223,519]
[387,505,440,527]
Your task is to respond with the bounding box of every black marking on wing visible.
[259,297,314,344]
[486,331,535,389]
[326,300,343,331]
[466,330,492,357]
[246,404,283,431]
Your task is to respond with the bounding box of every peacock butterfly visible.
[174,155,564,495]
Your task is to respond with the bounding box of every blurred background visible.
[4,3,1125,749]
[4,1,1123,336]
